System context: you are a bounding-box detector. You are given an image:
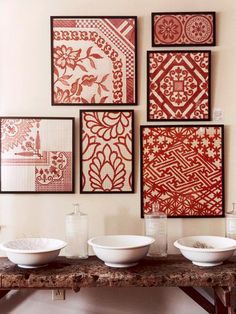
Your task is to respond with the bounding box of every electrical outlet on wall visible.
[52,289,66,301]
[213,108,224,122]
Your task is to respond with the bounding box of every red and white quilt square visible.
[51,16,137,105]
[147,51,210,121]
[141,125,224,217]
[152,12,215,46]
[80,110,134,193]
[0,118,74,193]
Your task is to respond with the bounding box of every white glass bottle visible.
[226,203,236,239]
[65,203,88,258]
[144,202,167,257]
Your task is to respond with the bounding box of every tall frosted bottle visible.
[65,203,88,258]
[145,202,167,257]
[226,203,236,240]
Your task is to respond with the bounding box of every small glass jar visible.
[226,203,236,239]
[144,202,167,257]
[65,203,88,258]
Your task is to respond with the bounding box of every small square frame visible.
[147,50,211,121]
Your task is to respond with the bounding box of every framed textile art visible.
[80,110,134,193]
[152,12,216,47]
[140,125,224,218]
[147,50,211,121]
[0,117,74,193]
[51,16,137,106]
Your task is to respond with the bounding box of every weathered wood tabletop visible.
[0,255,235,313]
[0,255,236,291]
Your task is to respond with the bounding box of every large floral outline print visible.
[82,112,133,192]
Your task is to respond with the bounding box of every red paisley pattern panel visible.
[153,12,215,46]
[0,118,73,192]
[51,17,136,105]
[141,126,224,217]
[148,51,210,121]
[81,111,133,192]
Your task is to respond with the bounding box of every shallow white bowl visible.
[174,236,236,267]
[88,235,155,268]
[0,238,67,268]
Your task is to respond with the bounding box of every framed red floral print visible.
[0,117,74,193]
[51,16,137,106]
[147,50,211,121]
[152,12,216,47]
[140,125,224,218]
[80,110,134,193]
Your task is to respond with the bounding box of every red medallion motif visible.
[152,12,215,46]
[148,51,210,121]
[0,118,74,192]
[154,16,182,44]
[185,16,213,43]
[51,17,137,105]
[80,110,134,193]
[141,126,224,217]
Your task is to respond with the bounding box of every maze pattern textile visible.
[148,51,210,121]
[51,17,137,105]
[152,12,215,46]
[141,126,224,217]
[0,118,74,192]
[80,110,133,192]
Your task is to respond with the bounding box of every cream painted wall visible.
[0,0,236,313]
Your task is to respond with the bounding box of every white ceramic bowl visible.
[0,238,67,268]
[174,236,236,267]
[88,235,155,268]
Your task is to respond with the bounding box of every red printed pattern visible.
[141,126,223,217]
[36,152,72,192]
[153,13,214,46]
[81,111,133,192]
[52,18,136,104]
[148,51,210,120]
[1,119,40,153]
[1,119,73,192]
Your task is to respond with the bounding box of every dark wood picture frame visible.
[80,110,134,193]
[152,12,216,47]
[140,124,224,218]
[147,50,211,121]
[50,16,137,106]
[0,117,75,193]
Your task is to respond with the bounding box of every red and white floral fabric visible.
[0,118,73,192]
[148,51,210,121]
[51,17,136,105]
[80,111,133,192]
[141,126,223,217]
[152,13,215,46]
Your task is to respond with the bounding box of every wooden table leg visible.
[180,287,215,313]
[214,287,231,314]
[0,290,10,299]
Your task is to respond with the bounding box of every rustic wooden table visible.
[0,255,235,314]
